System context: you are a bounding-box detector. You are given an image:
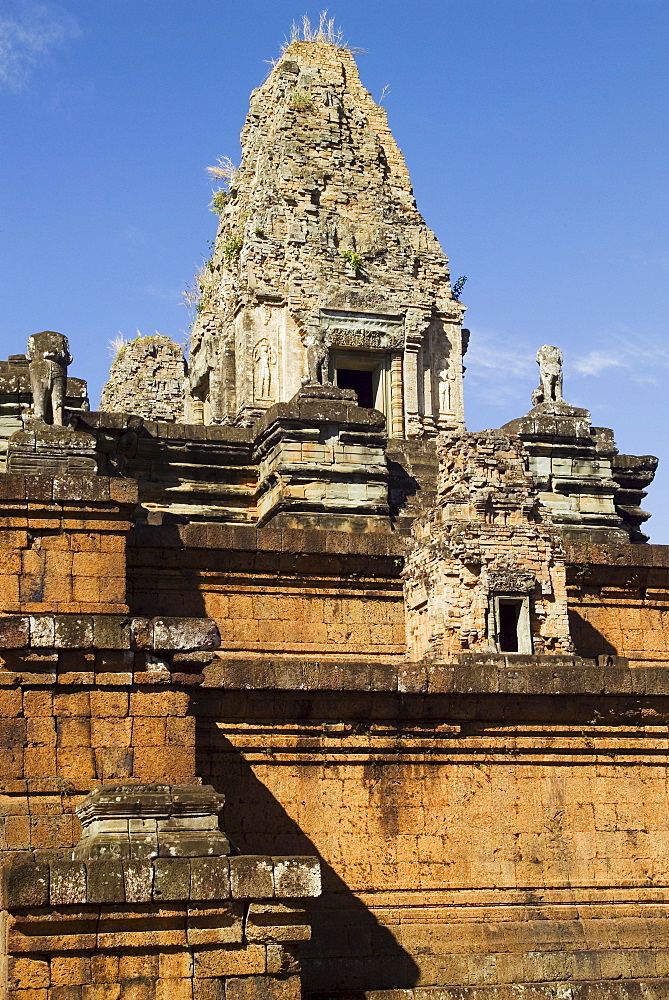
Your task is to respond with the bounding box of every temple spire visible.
[187,38,467,436]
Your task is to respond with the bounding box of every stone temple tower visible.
[187,39,467,437]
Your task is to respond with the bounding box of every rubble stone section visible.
[188,40,466,435]
[404,430,573,660]
[101,334,187,422]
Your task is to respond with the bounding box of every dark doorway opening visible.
[336,368,374,408]
[498,599,522,652]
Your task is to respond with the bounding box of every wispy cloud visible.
[142,285,182,304]
[464,329,537,405]
[0,1,81,93]
[125,226,147,246]
[573,350,627,377]
[464,326,669,414]
[574,334,669,382]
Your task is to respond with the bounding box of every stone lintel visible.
[0,614,220,653]
[2,855,321,909]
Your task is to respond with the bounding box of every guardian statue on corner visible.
[27,330,72,426]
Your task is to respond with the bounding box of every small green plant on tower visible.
[289,89,312,110]
[452,275,468,301]
[340,250,365,275]
[206,156,238,214]
[222,235,244,263]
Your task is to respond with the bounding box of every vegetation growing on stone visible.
[210,189,230,214]
[207,156,237,214]
[284,11,359,52]
[339,249,365,275]
[289,89,312,110]
[222,235,244,263]
[452,275,468,301]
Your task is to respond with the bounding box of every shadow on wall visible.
[193,713,419,994]
[568,610,616,657]
[126,520,209,619]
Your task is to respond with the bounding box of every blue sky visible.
[1,0,668,539]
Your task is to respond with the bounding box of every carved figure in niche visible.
[27,331,72,426]
[532,344,563,405]
[303,331,328,385]
[437,367,455,413]
[253,339,275,399]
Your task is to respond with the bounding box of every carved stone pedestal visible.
[1,783,320,1000]
[74,783,231,861]
[7,423,98,476]
[254,385,391,530]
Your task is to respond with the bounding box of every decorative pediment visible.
[320,309,405,351]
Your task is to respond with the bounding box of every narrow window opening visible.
[498,599,523,653]
[336,368,375,408]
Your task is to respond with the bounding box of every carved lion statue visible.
[27,330,72,426]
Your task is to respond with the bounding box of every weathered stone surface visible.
[152,617,221,652]
[502,346,657,544]
[2,862,49,907]
[74,783,230,860]
[229,856,274,898]
[7,424,98,477]
[404,430,573,660]
[27,330,72,427]
[0,31,666,1000]
[101,334,187,422]
[271,858,321,898]
[49,860,87,905]
[188,40,466,437]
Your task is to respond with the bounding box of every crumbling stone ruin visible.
[2,30,669,1000]
[187,40,467,434]
[404,431,573,660]
[100,334,187,422]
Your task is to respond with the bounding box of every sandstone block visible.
[190,856,231,900]
[245,902,310,943]
[50,860,87,904]
[0,616,29,648]
[226,976,300,1000]
[152,617,221,651]
[155,979,193,1000]
[272,857,320,897]
[7,956,51,989]
[186,902,244,945]
[193,981,225,1000]
[153,857,191,900]
[193,943,266,977]
[109,478,140,504]
[29,614,55,647]
[92,615,131,649]
[86,859,125,903]
[3,861,50,907]
[158,949,192,980]
[50,956,92,987]
[122,860,154,903]
[54,616,94,649]
[229,856,274,898]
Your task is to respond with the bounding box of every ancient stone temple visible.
[186,40,467,436]
[2,30,669,1000]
